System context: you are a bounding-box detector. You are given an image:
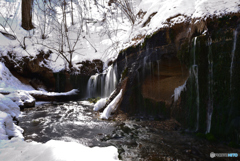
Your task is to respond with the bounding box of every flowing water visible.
[86,64,118,98]
[206,37,213,134]
[192,37,200,132]
[19,101,240,161]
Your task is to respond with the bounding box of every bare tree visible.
[22,0,35,30]
[33,0,86,70]
[108,0,136,25]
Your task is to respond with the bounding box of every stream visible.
[19,101,240,161]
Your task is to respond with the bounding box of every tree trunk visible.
[71,0,74,25]
[22,0,34,30]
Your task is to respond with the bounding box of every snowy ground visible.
[0,138,119,161]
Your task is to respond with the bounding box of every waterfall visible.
[143,56,148,79]
[86,64,118,98]
[230,30,238,95]
[104,65,118,97]
[206,37,213,134]
[157,60,160,89]
[86,74,99,98]
[192,37,200,132]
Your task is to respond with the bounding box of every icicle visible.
[173,80,187,102]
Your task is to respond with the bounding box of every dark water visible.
[19,101,240,161]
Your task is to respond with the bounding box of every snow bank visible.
[0,62,34,92]
[127,0,240,47]
[6,91,35,107]
[28,89,79,96]
[0,138,119,161]
[101,90,123,119]
[173,80,187,102]
[0,94,20,118]
[0,111,23,140]
[93,98,108,111]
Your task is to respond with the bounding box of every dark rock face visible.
[115,24,194,115]
[77,59,103,76]
[115,14,240,143]
[141,56,188,104]
[1,50,55,91]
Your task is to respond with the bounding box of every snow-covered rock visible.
[127,0,240,48]
[0,62,34,92]
[0,111,23,140]
[93,98,108,111]
[0,94,20,118]
[101,90,123,119]
[6,91,35,108]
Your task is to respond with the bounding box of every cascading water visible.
[142,56,148,79]
[86,64,118,98]
[206,37,213,134]
[192,37,200,132]
[86,74,99,98]
[228,29,238,120]
[230,30,238,97]
[104,65,118,97]
[157,60,160,89]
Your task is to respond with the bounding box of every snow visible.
[0,111,23,140]
[6,91,35,107]
[93,98,108,111]
[173,80,187,102]
[0,62,34,92]
[0,0,239,72]
[0,138,120,161]
[28,89,79,96]
[126,0,240,48]
[101,90,123,119]
[0,94,20,118]
[79,101,94,106]
[0,0,133,72]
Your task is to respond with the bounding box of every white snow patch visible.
[28,89,79,96]
[173,80,187,102]
[0,111,23,140]
[126,0,240,49]
[0,138,120,161]
[101,90,123,119]
[0,62,34,93]
[6,91,35,107]
[0,94,20,118]
[79,101,94,106]
[93,98,108,111]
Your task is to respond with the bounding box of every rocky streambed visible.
[19,101,240,161]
